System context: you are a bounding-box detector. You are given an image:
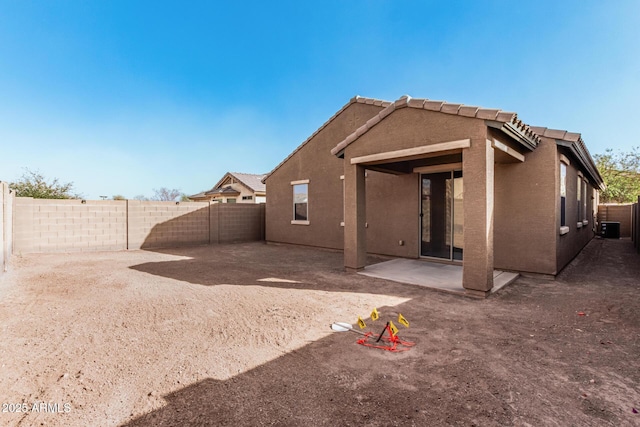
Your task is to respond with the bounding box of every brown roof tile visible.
[423,100,445,111]
[330,95,541,156]
[458,106,479,118]
[475,108,500,120]
[440,103,462,114]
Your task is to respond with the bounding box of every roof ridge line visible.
[331,95,542,156]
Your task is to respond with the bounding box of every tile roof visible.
[331,95,540,156]
[206,186,241,196]
[188,191,208,199]
[189,172,266,200]
[530,126,605,189]
[262,96,391,183]
[226,172,266,193]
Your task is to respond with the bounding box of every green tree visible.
[594,147,640,203]
[10,169,80,199]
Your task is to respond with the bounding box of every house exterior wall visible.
[555,145,597,272]
[344,107,485,159]
[365,171,419,258]
[493,132,557,275]
[344,107,486,259]
[264,102,385,249]
[265,99,602,279]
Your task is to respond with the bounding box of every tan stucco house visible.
[263,95,605,297]
[189,172,266,204]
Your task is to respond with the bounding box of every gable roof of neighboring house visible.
[206,172,266,196]
[330,95,540,157]
[206,186,241,196]
[530,126,605,190]
[189,172,266,200]
[262,96,392,183]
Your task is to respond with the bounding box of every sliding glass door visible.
[420,171,463,261]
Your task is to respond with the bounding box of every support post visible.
[344,163,367,271]
[462,139,495,297]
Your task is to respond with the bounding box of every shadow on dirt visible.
[121,312,514,427]
[122,239,640,427]
[129,242,422,298]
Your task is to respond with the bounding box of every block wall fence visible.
[632,197,639,253]
[13,198,265,254]
[597,204,633,238]
[1,182,15,272]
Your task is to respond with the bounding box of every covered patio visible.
[331,96,539,297]
[358,258,520,296]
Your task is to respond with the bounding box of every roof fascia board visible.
[486,120,537,151]
[556,140,605,190]
[350,139,471,165]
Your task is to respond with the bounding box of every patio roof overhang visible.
[331,95,540,161]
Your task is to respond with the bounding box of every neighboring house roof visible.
[331,95,540,157]
[262,96,392,183]
[188,191,208,199]
[530,126,605,190]
[206,186,241,196]
[189,172,266,200]
[212,172,266,194]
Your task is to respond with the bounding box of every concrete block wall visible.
[1,182,14,272]
[212,203,265,243]
[598,204,633,238]
[14,198,127,253]
[12,198,264,253]
[632,198,639,253]
[128,201,210,249]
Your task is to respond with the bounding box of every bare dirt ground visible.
[0,239,638,427]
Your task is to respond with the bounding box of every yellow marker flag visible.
[389,320,399,336]
[398,313,409,328]
[357,316,366,329]
[371,307,379,321]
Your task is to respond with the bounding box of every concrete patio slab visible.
[358,258,519,296]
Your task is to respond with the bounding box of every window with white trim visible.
[340,175,345,226]
[291,180,309,224]
[559,157,570,235]
[582,180,588,223]
[577,176,582,227]
[560,163,567,227]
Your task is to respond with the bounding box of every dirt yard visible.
[0,239,638,426]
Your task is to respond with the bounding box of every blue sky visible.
[1,1,638,199]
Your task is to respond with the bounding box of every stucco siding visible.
[264,102,384,249]
[493,134,557,275]
[555,146,597,272]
